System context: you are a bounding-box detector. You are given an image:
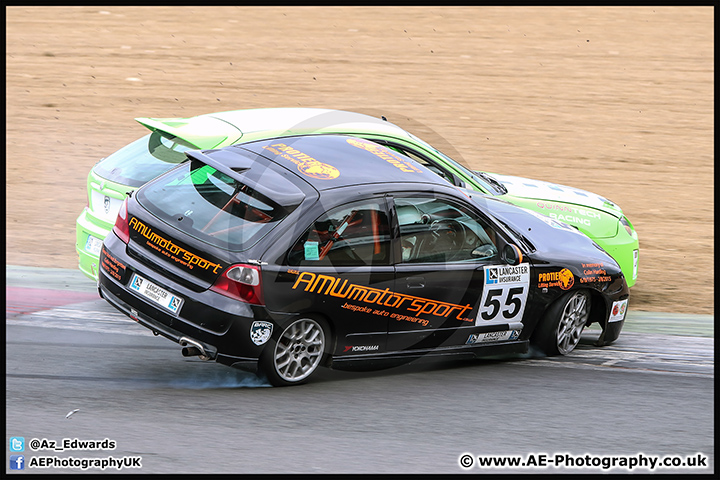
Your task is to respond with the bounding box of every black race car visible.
[98,135,629,386]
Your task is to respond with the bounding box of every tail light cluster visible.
[113,198,130,244]
[210,264,265,305]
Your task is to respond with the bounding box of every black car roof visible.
[232,134,446,191]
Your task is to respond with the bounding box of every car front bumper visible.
[596,319,625,346]
[593,232,639,289]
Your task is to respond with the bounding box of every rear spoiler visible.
[185,149,306,209]
[135,116,243,150]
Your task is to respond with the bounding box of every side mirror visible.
[502,244,523,266]
[471,244,497,260]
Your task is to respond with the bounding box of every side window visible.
[395,196,498,263]
[287,199,391,267]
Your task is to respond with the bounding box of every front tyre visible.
[260,317,328,387]
[533,290,590,356]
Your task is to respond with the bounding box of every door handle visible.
[406,276,425,288]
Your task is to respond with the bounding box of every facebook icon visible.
[10,455,25,470]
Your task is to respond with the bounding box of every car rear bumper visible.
[99,282,218,358]
[99,273,264,370]
[76,208,112,280]
[97,232,274,368]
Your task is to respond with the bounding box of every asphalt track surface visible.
[5,265,714,474]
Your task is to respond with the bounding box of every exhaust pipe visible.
[179,337,212,361]
[182,346,202,357]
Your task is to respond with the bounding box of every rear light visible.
[210,264,265,305]
[113,198,130,244]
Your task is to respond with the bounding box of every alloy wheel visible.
[273,318,326,383]
[556,291,590,355]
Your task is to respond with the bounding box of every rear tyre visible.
[533,290,590,356]
[260,317,328,387]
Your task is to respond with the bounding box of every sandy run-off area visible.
[6,7,713,314]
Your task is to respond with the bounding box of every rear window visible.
[137,159,288,251]
[93,132,193,187]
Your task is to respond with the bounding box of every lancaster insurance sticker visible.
[476,264,530,326]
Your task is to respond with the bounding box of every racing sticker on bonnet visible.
[476,263,530,326]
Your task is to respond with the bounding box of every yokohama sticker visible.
[476,264,530,326]
[250,321,273,346]
[343,345,380,353]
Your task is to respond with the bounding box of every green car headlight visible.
[619,216,634,236]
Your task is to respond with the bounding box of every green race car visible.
[76,108,638,286]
